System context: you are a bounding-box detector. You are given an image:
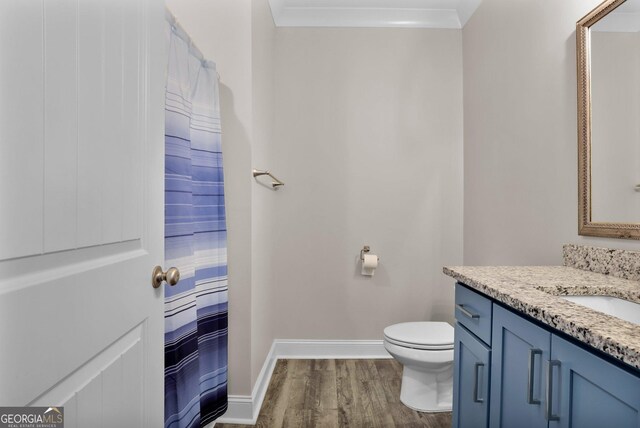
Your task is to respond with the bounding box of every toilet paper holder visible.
[360,245,379,262]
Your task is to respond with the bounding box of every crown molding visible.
[268,0,481,29]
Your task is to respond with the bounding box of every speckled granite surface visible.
[443,265,640,370]
[564,244,640,281]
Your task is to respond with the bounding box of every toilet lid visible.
[384,322,454,350]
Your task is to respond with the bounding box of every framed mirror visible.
[577,0,640,239]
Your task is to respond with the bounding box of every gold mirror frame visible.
[577,0,640,239]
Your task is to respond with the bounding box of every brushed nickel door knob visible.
[152,266,180,288]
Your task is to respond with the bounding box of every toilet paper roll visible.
[363,254,378,269]
[361,254,378,276]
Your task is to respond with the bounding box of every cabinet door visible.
[550,335,640,428]
[453,323,491,428]
[490,305,550,428]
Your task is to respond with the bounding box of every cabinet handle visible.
[456,304,480,319]
[527,348,542,405]
[545,360,561,421]
[473,362,484,403]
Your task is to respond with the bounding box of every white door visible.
[0,1,166,426]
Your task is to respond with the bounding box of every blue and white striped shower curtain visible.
[164,26,228,428]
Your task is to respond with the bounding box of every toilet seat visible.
[384,322,454,351]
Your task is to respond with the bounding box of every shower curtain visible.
[164,24,228,428]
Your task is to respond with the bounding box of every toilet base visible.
[399,365,453,413]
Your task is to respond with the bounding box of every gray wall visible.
[250,0,277,390]
[270,27,464,339]
[462,0,640,267]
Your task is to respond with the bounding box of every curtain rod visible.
[165,8,219,76]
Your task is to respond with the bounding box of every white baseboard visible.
[216,339,390,425]
[216,341,278,425]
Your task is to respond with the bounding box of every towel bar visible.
[252,169,284,188]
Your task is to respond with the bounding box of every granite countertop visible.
[443,265,640,370]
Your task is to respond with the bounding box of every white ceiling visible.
[268,0,482,29]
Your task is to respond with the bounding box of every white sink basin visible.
[562,295,640,326]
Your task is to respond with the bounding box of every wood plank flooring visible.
[218,359,452,428]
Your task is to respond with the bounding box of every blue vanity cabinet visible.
[452,282,640,428]
[490,305,551,428]
[453,323,491,428]
[549,335,640,428]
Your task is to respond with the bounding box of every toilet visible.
[383,321,454,412]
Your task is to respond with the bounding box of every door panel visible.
[0,1,165,426]
[490,305,550,428]
[121,0,143,242]
[0,0,45,260]
[1,249,149,404]
[550,335,640,428]
[102,0,126,244]
[77,0,106,248]
[44,0,79,253]
[453,322,491,428]
[30,323,143,404]
[54,328,143,427]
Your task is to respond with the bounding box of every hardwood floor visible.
[217,359,452,428]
